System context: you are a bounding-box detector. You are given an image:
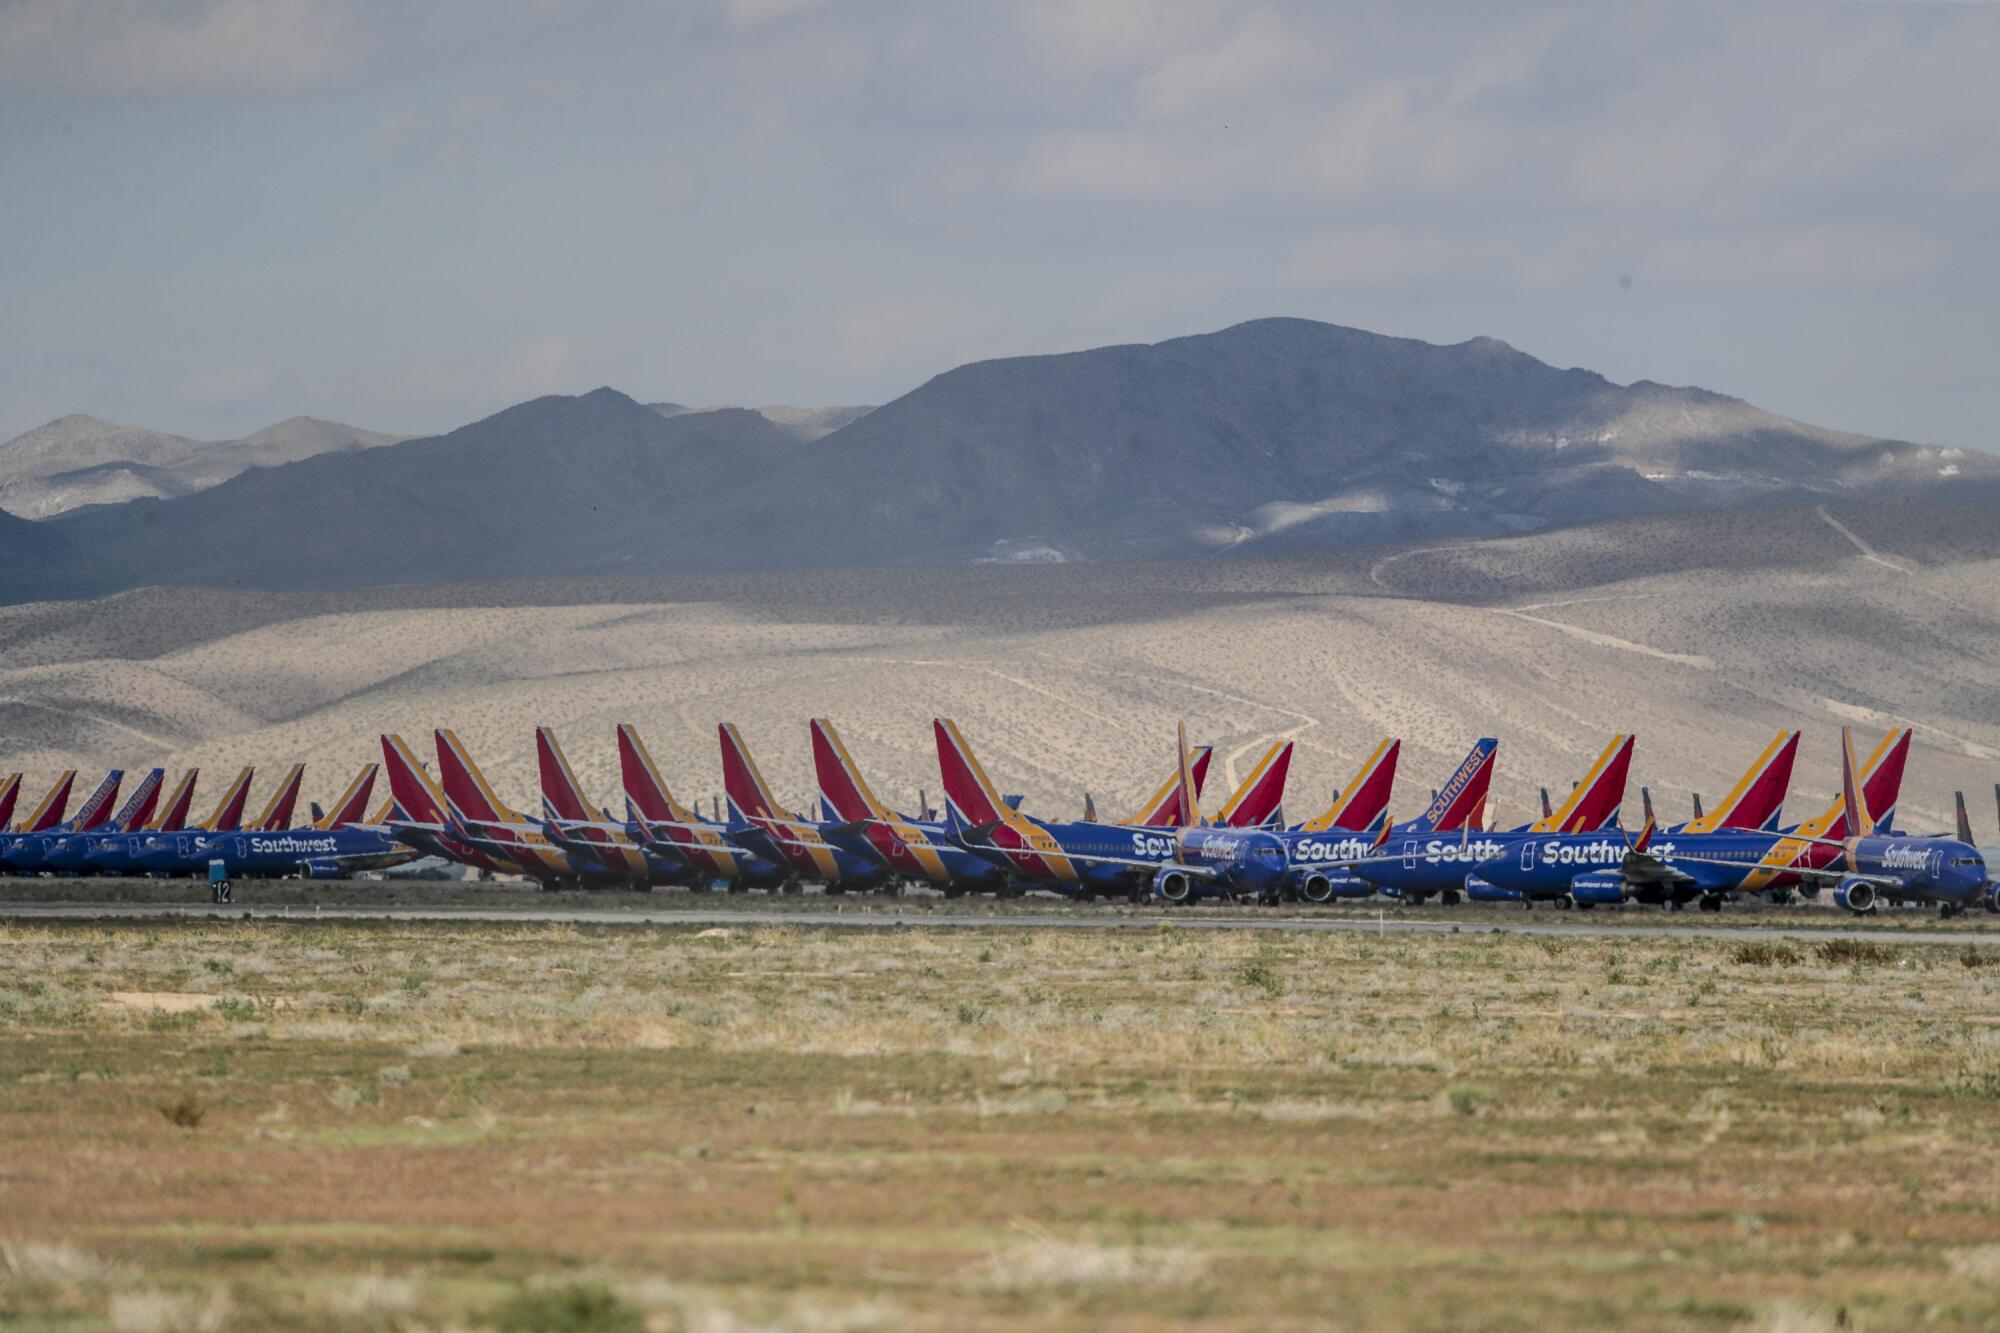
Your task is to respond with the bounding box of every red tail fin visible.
[1420,740,1498,833]
[381,737,449,825]
[202,768,255,831]
[1859,728,1912,831]
[1840,726,1873,839]
[1301,739,1400,833]
[152,770,200,832]
[718,723,785,820]
[1684,730,1799,834]
[933,718,1011,827]
[253,763,306,831]
[0,773,20,831]
[72,771,123,831]
[537,726,595,822]
[1127,745,1213,826]
[812,718,886,822]
[1534,735,1633,834]
[114,769,165,831]
[317,765,377,830]
[434,729,512,823]
[1217,740,1293,828]
[20,771,75,832]
[618,724,690,824]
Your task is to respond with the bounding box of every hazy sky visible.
[3,0,1996,448]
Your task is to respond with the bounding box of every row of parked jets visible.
[1,720,1993,917]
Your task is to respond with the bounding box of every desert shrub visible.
[490,1282,644,1333]
[1817,940,1894,967]
[157,1093,205,1130]
[1731,942,1801,967]
[1236,957,1285,997]
[1960,947,1994,970]
[1445,1085,1494,1117]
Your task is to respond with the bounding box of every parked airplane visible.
[1,770,124,873]
[934,719,1295,900]
[121,767,259,875]
[34,768,166,875]
[428,730,584,885]
[1472,729,1917,911]
[1456,730,1802,907]
[810,718,1224,896]
[0,773,19,831]
[0,771,76,868]
[176,765,412,880]
[533,726,685,888]
[613,723,787,891]
[809,717,1014,896]
[84,769,201,874]
[719,723,893,893]
[379,734,523,877]
[1666,729,1982,916]
[1150,734,1400,904]
[1349,735,1632,906]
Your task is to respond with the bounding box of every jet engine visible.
[1463,876,1520,903]
[1151,866,1197,905]
[299,859,347,880]
[1833,878,1878,914]
[1298,873,1334,903]
[1570,871,1626,906]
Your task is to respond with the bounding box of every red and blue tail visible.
[1125,744,1214,826]
[1681,731,1799,834]
[201,767,255,831]
[252,763,307,832]
[1299,739,1400,833]
[1532,735,1634,834]
[719,722,786,822]
[0,773,19,831]
[109,768,165,832]
[18,771,75,832]
[1406,740,1498,834]
[70,770,124,831]
[1215,740,1294,828]
[151,770,201,833]
[316,765,378,830]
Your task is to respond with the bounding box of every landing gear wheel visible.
[1440,889,1461,907]
[1556,895,1573,911]
[1941,903,1961,920]
[1698,896,1722,913]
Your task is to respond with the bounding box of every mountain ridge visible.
[0,317,1985,602]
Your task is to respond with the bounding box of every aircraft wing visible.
[1615,850,1698,888]
[1654,853,1902,889]
[1043,847,1222,877]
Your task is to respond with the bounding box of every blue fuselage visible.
[113,828,409,878]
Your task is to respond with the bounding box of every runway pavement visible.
[5,899,1997,945]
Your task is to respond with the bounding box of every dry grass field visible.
[3,502,1999,842]
[4,919,2000,1330]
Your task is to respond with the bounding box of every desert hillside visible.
[0,414,407,519]
[3,496,1996,840]
[3,319,1988,603]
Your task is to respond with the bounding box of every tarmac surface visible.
[6,897,1999,946]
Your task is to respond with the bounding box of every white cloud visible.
[0,0,357,95]
[1137,9,1311,119]
[1019,129,1265,201]
[1027,0,1224,69]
